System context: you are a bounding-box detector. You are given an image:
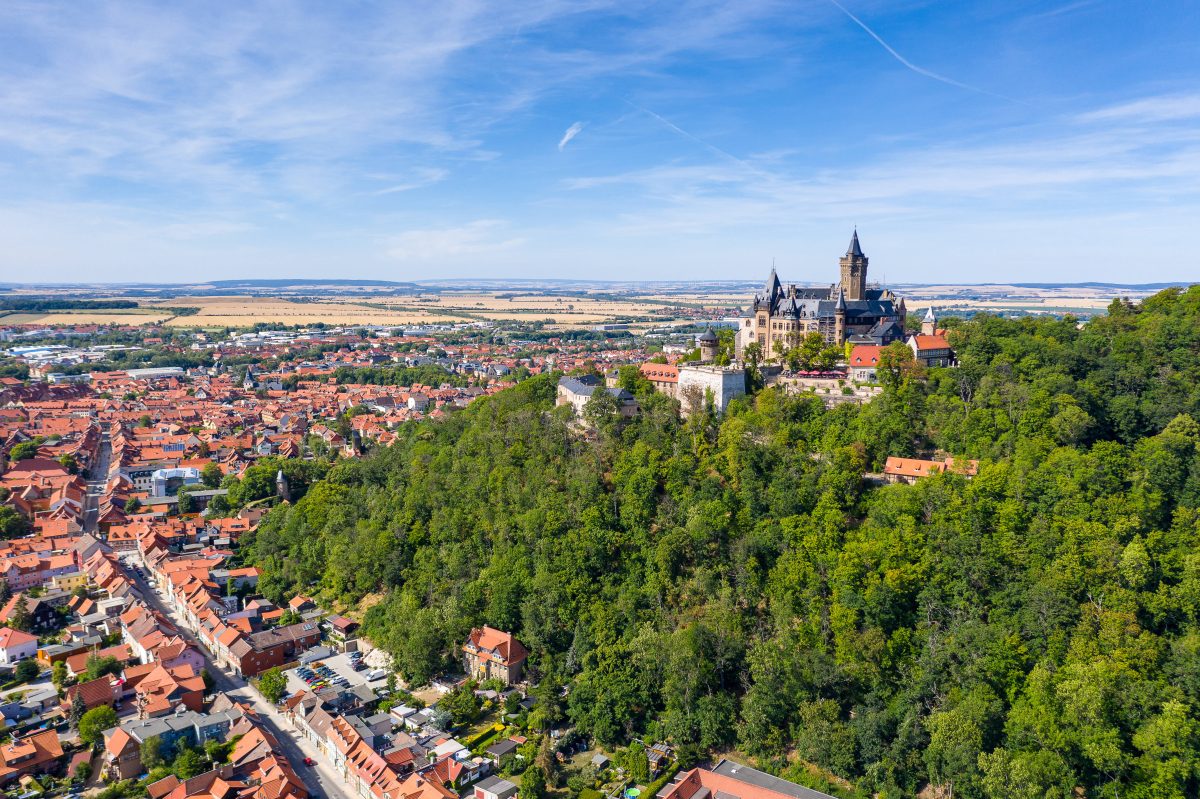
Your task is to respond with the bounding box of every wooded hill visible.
[244,287,1200,799]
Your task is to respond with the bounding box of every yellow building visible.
[51,571,88,593]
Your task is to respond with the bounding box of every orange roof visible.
[849,345,882,367]
[910,335,950,351]
[464,626,527,666]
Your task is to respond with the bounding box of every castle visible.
[736,231,906,357]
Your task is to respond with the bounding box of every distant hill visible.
[1008,281,1189,290]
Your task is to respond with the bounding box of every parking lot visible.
[284,650,390,697]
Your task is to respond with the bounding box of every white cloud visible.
[371,168,450,195]
[385,220,524,261]
[1077,93,1200,124]
[558,121,585,151]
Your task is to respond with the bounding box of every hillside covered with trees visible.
[245,287,1200,799]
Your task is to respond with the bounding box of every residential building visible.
[848,345,883,383]
[0,729,64,786]
[462,626,527,685]
[658,759,835,799]
[882,456,979,485]
[228,621,322,677]
[0,627,38,666]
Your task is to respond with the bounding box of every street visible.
[82,425,112,533]
[126,565,353,799]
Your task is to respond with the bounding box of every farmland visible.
[0,280,1171,331]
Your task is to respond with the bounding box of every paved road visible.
[82,426,113,533]
[127,565,352,799]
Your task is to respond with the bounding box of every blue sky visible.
[1,0,1198,284]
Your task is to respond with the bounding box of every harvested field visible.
[145,296,473,327]
[0,310,175,325]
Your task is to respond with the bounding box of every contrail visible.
[558,121,585,151]
[622,99,771,178]
[826,0,1017,103]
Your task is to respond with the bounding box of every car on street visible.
[303,757,316,766]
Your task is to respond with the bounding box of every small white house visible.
[0,627,38,666]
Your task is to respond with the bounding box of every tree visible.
[138,414,152,428]
[258,666,287,704]
[439,681,482,726]
[7,440,40,461]
[876,339,924,391]
[58,453,78,473]
[201,462,223,488]
[171,746,208,779]
[78,705,119,747]
[52,659,68,692]
[176,487,195,515]
[619,742,650,784]
[69,691,87,727]
[0,506,28,539]
[14,658,39,683]
[8,594,31,632]
[583,387,620,433]
[0,578,9,605]
[520,765,547,799]
[85,654,123,681]
[124,496,142,514]
[140,735,167,771]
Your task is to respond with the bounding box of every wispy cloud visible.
[371,168,450,195]
[558,121,586,151]
[825,0,1016,102]
[385,220,524,261]
[566,94,1200,235]
[1077,93,1200,123]
[622,99,771,179]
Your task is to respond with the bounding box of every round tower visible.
[699,327,718,362]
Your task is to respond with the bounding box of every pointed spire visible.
[835,286,846,312]
[846,228,864,258]
[762,264,783,302]
[923,306,936,322]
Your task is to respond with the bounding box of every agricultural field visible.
[0,308,176,325]
[0,281,1165,330]
[138,292,706,330]
[142,296,474,328]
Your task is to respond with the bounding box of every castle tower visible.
[922,307,938,336]
[275,469,290,502]
[699,327,718,362]
[839,229,868,301]
[834,287,846,345]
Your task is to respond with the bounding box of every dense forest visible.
[244,288,1200,799]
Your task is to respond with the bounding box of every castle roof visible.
[846,229,864,258]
